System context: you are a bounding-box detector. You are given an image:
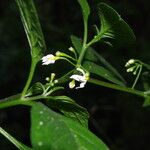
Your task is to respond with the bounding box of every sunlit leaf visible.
[31,102,109,150]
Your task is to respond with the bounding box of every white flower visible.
[68,47,74,52]
[45,77,50,81]
[55,51,61,56]
[125,59,135,67]
[126,67,135,73]
[128,59,135,64]
[69,68,89,89]
[42,54,58,65]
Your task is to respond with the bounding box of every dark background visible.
[1,0,150,149]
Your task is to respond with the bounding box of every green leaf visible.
[96,3,136,47]
[71,35,82,54]
[26,82,44,97]
[15,0,46,63]
[0,127,32,150]
[83,61,125,86]
[85,47,126,83]
[71,35,125,83]
[47,95,89,128]
[77,0,90,22]
[31,102,109,150]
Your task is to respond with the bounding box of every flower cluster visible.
[42,48,89,89]
[125,59,142,75]
[125,59,135,68]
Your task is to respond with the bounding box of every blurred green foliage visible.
[1,0,150,150]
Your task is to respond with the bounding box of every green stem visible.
[0,94,48,109]
[77,18,88,66]
[0,99,33,109]
[132,65,142,89]
[59,57,76,66]
[86,38,96,48]
[21,61,36,98]
[89,78,145,98]
[83,19,88,48]
[77,34,103,66]
[44,87,64,96]
[58,52,77,61]
[55,70,74,84]
[86,32,103,48]
[0,127,32,150]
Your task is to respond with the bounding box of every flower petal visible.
[76,82,86,89]
[69,80,75,89]
[70,75,84,82]
[42,54,56,65]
